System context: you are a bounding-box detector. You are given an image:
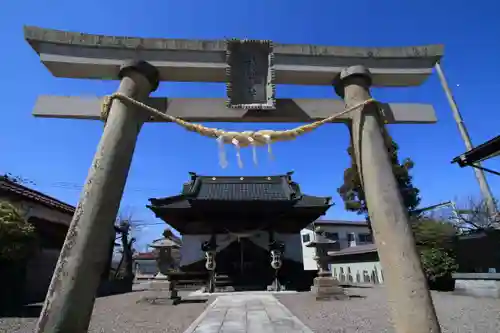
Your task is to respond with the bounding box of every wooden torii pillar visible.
[24,26,443,333]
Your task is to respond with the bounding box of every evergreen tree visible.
[337,131,421,234]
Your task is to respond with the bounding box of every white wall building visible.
[301,220,383,285]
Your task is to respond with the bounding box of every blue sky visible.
[2,0,500,250]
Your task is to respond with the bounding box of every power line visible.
[3,171,173,233]
[49,181,165,193]
[134,222,165,226]
[1,171,167,194]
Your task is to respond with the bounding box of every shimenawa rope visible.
[100,93,376,168]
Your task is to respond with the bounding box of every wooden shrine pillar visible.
[333,65,442,333]
[35,61,159,333]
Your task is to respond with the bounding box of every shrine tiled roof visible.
[150,172,314,204]
[147,172,333,234]
[193,177,292,201]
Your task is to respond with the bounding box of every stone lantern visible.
[146,235,181,302]
[150,237,180,278]
[305,226,346,300]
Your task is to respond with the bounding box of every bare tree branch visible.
[452,196,499,231]
[113,210,145,280]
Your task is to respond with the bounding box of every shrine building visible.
[147,171,332,291]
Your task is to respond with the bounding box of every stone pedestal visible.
[147,272,170,291]
[147,278,170,292]
[143,274,179,305]
[311,273,346,300]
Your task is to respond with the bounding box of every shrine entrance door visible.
[216,238,273,290]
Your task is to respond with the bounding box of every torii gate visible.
[25,26,443,333]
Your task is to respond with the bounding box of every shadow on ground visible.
[340,284,374,289]
[0,304,43,318]
[175,299,208,305]
[136,297,208,306]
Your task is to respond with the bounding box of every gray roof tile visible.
[196,182,289,201]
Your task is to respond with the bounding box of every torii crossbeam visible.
[33,96,437,124]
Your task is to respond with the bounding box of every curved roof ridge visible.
[188,171,294,179]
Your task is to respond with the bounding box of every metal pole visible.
[450,201,461,226]
[435,61,497,216]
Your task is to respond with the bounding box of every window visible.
[358,233,373,243]
[302,234,311,243]
[323,232,339,241]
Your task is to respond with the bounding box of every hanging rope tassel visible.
[264,135,274,161]
[247,137,258,166]
[217,136,228,169]
[232,138,244,168]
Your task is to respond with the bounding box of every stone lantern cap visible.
[149,238,180,249]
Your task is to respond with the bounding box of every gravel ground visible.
[0,291,213,333]
[276,286,500,333]
[2,286,499,333]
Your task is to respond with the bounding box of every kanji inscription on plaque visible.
[226,39,276,110]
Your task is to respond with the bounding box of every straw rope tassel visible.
[264,135,274,161]
[247,137,258,166]
[232,138,244,168]
[217,136,228,168]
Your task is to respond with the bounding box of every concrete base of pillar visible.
[310,276,346,301]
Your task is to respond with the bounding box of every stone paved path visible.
[183,294,314,333]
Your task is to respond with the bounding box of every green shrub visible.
[419,247,458,282]
[0,201,37,262]
[412,217,459,286]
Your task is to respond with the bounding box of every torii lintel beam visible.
[33,96,437,124]
[24,26,443,87]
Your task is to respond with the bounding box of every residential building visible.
[300,220,383,285]
[0,175,75,303]
[0,175,124,303]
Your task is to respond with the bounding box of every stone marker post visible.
[35,61,159,333]
[334,65,442,333]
